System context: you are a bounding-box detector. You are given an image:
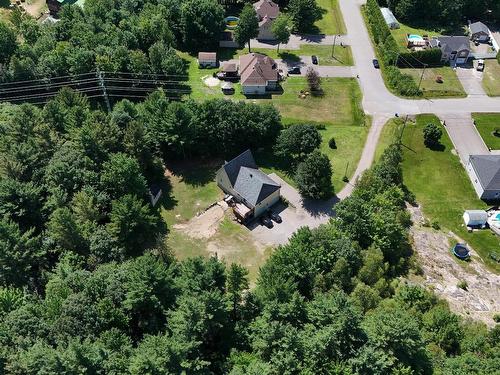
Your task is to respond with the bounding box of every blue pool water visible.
[408,34,424,41]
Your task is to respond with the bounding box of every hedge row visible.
[365,0,420,96]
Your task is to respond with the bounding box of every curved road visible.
[336,0,500,198]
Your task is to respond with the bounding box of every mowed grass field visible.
[404,67,466,98]
[314,0,346,35]
[261,77,368,192]
[472,113,500,150]
[482,60,500,97]
[377,115,500,273]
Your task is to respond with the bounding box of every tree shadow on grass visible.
[426,142,446,152]
[166,159,222,188]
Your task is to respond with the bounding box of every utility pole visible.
[97,69,111,112]
[331,34,340,58]
[418,63,428,90]
[398,115,410,144]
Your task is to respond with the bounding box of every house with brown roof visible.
[239,53,279,95]
[253,0,280,40]
[198,52,217,68]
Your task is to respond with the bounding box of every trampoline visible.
[452,243,470,260]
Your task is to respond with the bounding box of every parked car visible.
[476,59,485,72]
[372,59,380,69]
[288,66,301,75]
[311,55,318,65]
[268,210,282,223]
[260,215,274,228]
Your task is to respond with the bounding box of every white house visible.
[380,7,399,29]
[216,149,280,221]
[239,53,279,95]
[466,155,500,201]
[254,0,280,40]
[430,36,471,65]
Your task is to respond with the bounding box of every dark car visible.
[372,59,380,69]
[268,210,282,223]
[311,55,318,65]
[260,215,274,228]
[288,66,301,75]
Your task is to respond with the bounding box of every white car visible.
[476,59,485,72]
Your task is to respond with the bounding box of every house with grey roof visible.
[431,36,471,65]
[466,155,500,201]
[216,149,280,221]
[469,21,490,42]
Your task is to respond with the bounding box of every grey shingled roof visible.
[223,149,258,185]
[470,22,489,35]
[223,150,280,206]
[469,155,500,191]
[234,167,280,206]
[437,36,470,54]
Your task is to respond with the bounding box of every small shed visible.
[198,52,217,68]
[380,7,399,29]
[463,210,488,227]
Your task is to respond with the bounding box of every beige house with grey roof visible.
[216,149,280,221]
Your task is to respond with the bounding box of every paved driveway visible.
[250,34,350,50]
[438,113,489,165]
[455,66,487,97]
[248,174,337,245]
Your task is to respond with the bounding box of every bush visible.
[295,150,333,199]
[431,220,440,230]
[328,137,337,149]
[423,122,443,148]
[493,314,500,323]
[274,124,322,161]
[457,280,468,290]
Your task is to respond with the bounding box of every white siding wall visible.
[258,22,275,40]
[242,84,267,95]
[254,189,280,217]
[466,162,485,199]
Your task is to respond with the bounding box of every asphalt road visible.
[338,0,500,115]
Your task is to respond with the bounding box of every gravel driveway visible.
[248,174,337,245]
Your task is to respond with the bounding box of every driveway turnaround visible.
[248,173,336,245]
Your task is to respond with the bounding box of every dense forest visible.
[380,0,500,28]
[0,90,499,373]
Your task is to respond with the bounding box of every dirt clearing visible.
[408,204,500,326]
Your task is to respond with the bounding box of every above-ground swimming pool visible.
[225,16,239,30]
[408,34,424,41]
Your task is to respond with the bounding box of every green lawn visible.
[482,60,500,97]
[378,114,500,273]
[314,0,346,35]
[404,67,466,98]
[472,113,500,150]
[258,77,368,193]
[160,162,271,283]
[391,23,442,52]
[161,161,222,226]
[220,45,354,66]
